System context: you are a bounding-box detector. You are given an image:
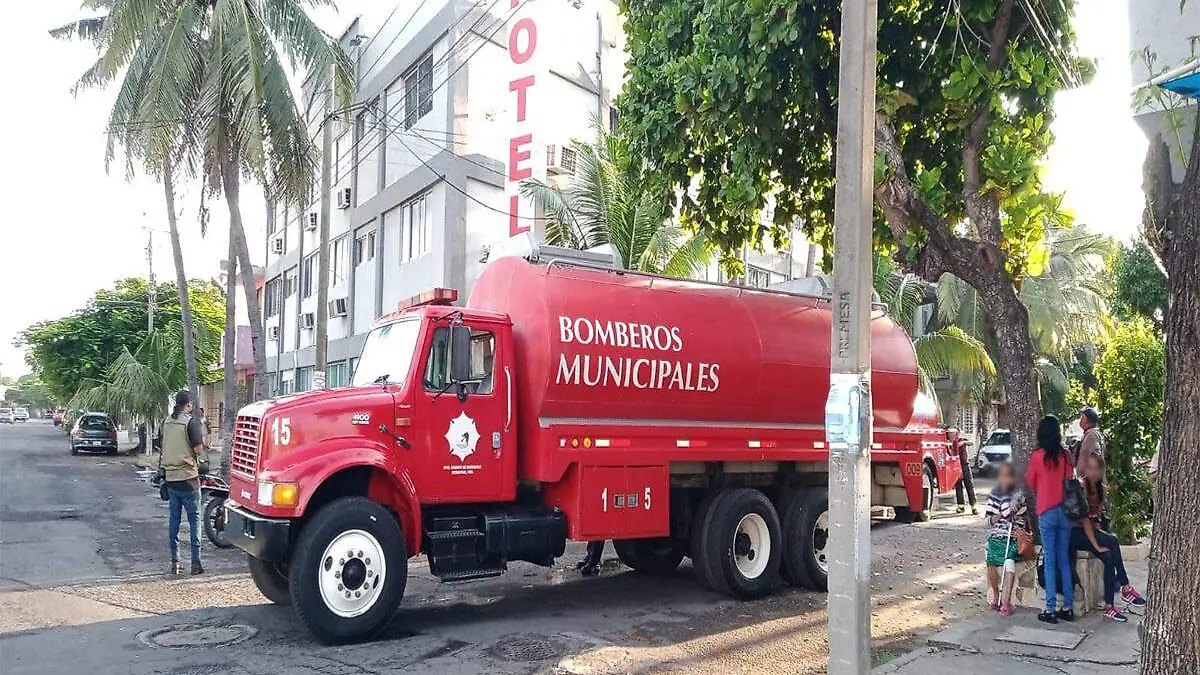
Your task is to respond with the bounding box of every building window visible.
[400,193,431,263]
[349,357,360,383]
[327,361,349,388]
[283,267,298,298]
[301,254,315,298]
[354,230,377,265]
[268,372,280,396]
[280,376,295,395]
[295,367,313,392]
[333,132,350,183]
[332,235,350,285]
[404,54,434,130]
[264,277,282,317]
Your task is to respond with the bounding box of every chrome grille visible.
[230,415,261,479]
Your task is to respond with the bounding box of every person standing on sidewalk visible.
[1074,407,1105,466]
[954,440,979,515]
[160,390,206,575]
[1026,415,1075,624]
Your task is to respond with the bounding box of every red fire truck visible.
[224,252,964,643]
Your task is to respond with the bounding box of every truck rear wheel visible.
[690,490,733,590]
[783,487,829,591]
[247,555,291,605]
[290,496,407,644]
[614,538,685,575]
[696,488,782,599]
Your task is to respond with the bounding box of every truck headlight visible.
[257,481,299,507]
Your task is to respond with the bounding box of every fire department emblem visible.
[444,412,480,462]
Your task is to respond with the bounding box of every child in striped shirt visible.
[984,462,1027,616]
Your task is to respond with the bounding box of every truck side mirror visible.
[449,324,472,383]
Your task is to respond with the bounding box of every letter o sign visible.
[508,17,537,64]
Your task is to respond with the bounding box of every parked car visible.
[52,410,64,426]
[69,413,119,455]
[13,407,29,422]
[0,408,13,424]
[975,429,1012,475]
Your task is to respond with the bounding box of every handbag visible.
[1014,525,1035,559]
[1063,477,1089,521]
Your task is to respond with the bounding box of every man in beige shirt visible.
[1076,407,1105,467]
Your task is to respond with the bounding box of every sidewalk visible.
[873,605,1140,673]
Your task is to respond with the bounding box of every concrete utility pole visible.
[146,229,156,333]
[314,67,334,376]
[825,0,878,672]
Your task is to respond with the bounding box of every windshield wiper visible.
[372,374,390,384]
[431,380,460,402]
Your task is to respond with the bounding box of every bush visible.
[1094,317,1163,543]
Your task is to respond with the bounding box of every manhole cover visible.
[490,635,563,661]
[138,623,257,649]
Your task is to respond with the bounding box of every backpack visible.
[1062,477,1090,522]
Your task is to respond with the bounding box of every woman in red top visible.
[1026,415,1076,624]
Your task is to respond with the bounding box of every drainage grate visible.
[490,635,563,662]
[138,623,257,649]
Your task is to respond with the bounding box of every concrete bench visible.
[1007,548,1106,615]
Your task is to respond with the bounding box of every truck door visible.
[415,320,516,503]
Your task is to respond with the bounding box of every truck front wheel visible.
[290,496,408,644]
[247,555,290,605]
[696,488,782,599]
[614,538,685,575]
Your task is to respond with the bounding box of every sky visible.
[0,1,1148,381]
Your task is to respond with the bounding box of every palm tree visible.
[55,0,353,401]
[873,256,996,397]
[520,127,710,278]
[51,11,203,408]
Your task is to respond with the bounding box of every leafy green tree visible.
[16,279,225,403]
[4,375,56,410]
[1094,318,1163,543]
[520,127,710,277]
[53,0,353,400]
[1111,239,1168,331]
[619,0,1088,465]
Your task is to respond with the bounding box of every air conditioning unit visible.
[270,236,285,255]
[300,312,315,330]
[328,297,349,317]
[266,325,280,341]
[336,187,353,210]
[305,212,318,231]
[546,144,579,176]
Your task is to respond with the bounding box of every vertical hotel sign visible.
[505,0,545,238]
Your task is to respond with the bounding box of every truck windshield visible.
[351,319,422,387]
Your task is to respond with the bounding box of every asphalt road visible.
[0,420,992,675]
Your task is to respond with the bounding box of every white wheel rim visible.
[733,513,771,579]
[317,529,386,618]
[814,510,830,573]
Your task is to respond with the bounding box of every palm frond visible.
[913,326,996,380]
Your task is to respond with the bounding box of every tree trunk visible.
[162,163,199,407]
[220,156,268,401]
[978,281,1041,472]
[1141,109,1200,675]
[219,235,238,478]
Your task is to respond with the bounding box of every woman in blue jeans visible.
[1026,416,1076,624]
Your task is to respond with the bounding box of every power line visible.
[355,0,436,87]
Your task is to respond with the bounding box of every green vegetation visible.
[16,279,225,404]
[1111,239,1168,331]
[1094,317,1163,543]
[618,0,1088,464]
